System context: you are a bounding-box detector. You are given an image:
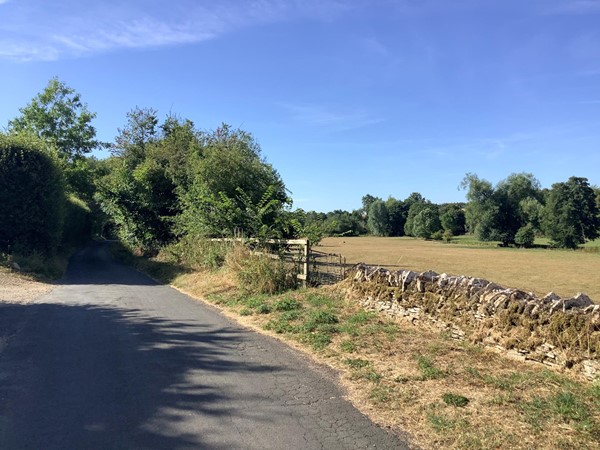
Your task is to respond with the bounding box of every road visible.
[0,242,409,449]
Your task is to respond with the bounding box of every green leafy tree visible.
[514,223,535,248]
[519,197,544,233]
[542,177,600,249]
[404,197,432,236]
[64,156,108,202]
[460,173,495,239]
[324,210,367,236]
[179,125,289,238]
[97,158,178,254]
[386,197,408,236]
[495,172,542,242]
[440,204,466,236]
[112,107,159,163]
[8,77,102,164]
[361,194,381,217]
[367,200,390,236]
[157,115,200,189]
[461,172,542,246]
[403,192,426,210]
[412,206,442,239]
[7,78,105,244]
[287,209,333,245]
[96,110,187,253]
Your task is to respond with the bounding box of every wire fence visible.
[308,250,348,285]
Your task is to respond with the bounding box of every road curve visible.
[0,242,409,449]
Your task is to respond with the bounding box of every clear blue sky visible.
[1,0,599,212]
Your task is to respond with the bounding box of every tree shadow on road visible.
[0,301,283,449]
[58,240,186,286]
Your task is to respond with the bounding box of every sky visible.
[1,0,599,212]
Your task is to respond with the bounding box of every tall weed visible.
[164,236,231,270]
[226,244,298,294]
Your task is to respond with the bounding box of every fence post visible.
[303,239,310,288]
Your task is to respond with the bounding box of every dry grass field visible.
[317,236,600,302]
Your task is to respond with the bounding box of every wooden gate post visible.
[303,239,310,287]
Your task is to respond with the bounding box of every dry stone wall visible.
[349,263,600,380]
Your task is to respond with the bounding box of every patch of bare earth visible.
[0,270,54,303]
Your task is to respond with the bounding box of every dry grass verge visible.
[0,269,54,303]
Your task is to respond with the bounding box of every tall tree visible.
[367,200,390,236]
[361,194,381,217]
[386,197,408,236]
[440,204,466,236]
[461,172,542,246]
[95,110,188,253]
[112,107,159,164]
[542,177,600,249]
[8,77,101,163]
[411,206,442,239]
[495,173,542,240]
[179,124,289,238]
[404,197,432,237]
[460,173,495,239]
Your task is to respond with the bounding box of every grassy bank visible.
[0,247,76,281]
[117,240,600,450]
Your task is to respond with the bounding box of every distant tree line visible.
[2,78,599,262]
[293,172,600,250]
[293,193,466,242]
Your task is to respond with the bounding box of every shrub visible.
[165,236,231,270]
[0,134,65,255]
[431,230,444,241]
[226,244,298,294]
[515,224,535,248]
[443,229,453,243]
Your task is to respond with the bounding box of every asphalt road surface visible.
[0,242,409,449]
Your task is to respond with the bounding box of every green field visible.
[317,236,600,301]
